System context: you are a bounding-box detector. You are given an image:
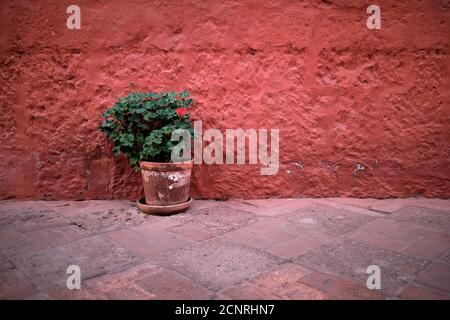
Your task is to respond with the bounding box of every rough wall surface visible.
[0,0,449,200]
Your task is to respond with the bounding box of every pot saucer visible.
[137,197,192,215]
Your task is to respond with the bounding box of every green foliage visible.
[99,90,194,171]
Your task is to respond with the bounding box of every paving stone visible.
[0,205,69,232]
[97,284,155,300]
[228,217,300,243]
[264,231,335,259]
[211,292,232,300]
[136,269,212,299]
[40,201,73,208]
[231,199,319,217]
[243,198,294,208]
[327,198,419,214]
[166,222,215,242]
[129,217,184,233]
[314,199,385,217]
[244,198,316,209]
[298,271,384,300]
[281,204,376,236]
[408,198,450,213]
[221,263,327,300]
[269,199,325,214]
[107,228,192,258]
[391,205,450,233]
[221,284,276,299]
[0,211,18,230]
[67,206,150,234]
[86,262,160,286]
[84,263,162,299]
[222,281,327,300]
[155,239,282,291]
[4,225,90,257]
[440,249,450,264]
[0,228,28,249]
[349,219,422,253]
[366,198,450,214]
[414,262,450,293]
[185,200,221,213]
[0,254,14,271]
[349,219,450,261]
[402,234,450,261]
[46,287,106,300]
[54,200,135,217]
[0,201,47,229]
[399,283,450,300]
[0,201,45,212]
[0,269,37,299]
[366,199,415,213]
[186,205,258,235]
[325,198,380,209]
[13,214,70,233]
[296,239,429,297]
[218,200,265,214]
[222,217,335,258]
[24,292,54,300]
[10,235,142,290]
[222,228,283,250]
[403,224,450,241]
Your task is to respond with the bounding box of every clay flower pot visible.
[98,90,195,214]
[139,161,193,212]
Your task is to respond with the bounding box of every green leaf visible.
[112,146,121,156]
[179,90,190,98]
[119,133,135,147]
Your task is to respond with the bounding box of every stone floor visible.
[0,197,449,300]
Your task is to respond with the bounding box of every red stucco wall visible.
[1,0,449,200]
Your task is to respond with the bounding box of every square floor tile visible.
[155,239,282,291]
[10,236,142,290]
[296,239,429,296]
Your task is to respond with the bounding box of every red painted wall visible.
[1,0,449,200]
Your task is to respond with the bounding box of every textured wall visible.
[0,0,449,200]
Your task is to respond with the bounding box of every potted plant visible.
[99,90,194,215]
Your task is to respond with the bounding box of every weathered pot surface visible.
[140,161,193,206]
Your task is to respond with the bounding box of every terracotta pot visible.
[139,161,193,206]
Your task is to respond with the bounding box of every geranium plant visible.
[99,90,193,171]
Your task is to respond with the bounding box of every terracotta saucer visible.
[137,197,192,216]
